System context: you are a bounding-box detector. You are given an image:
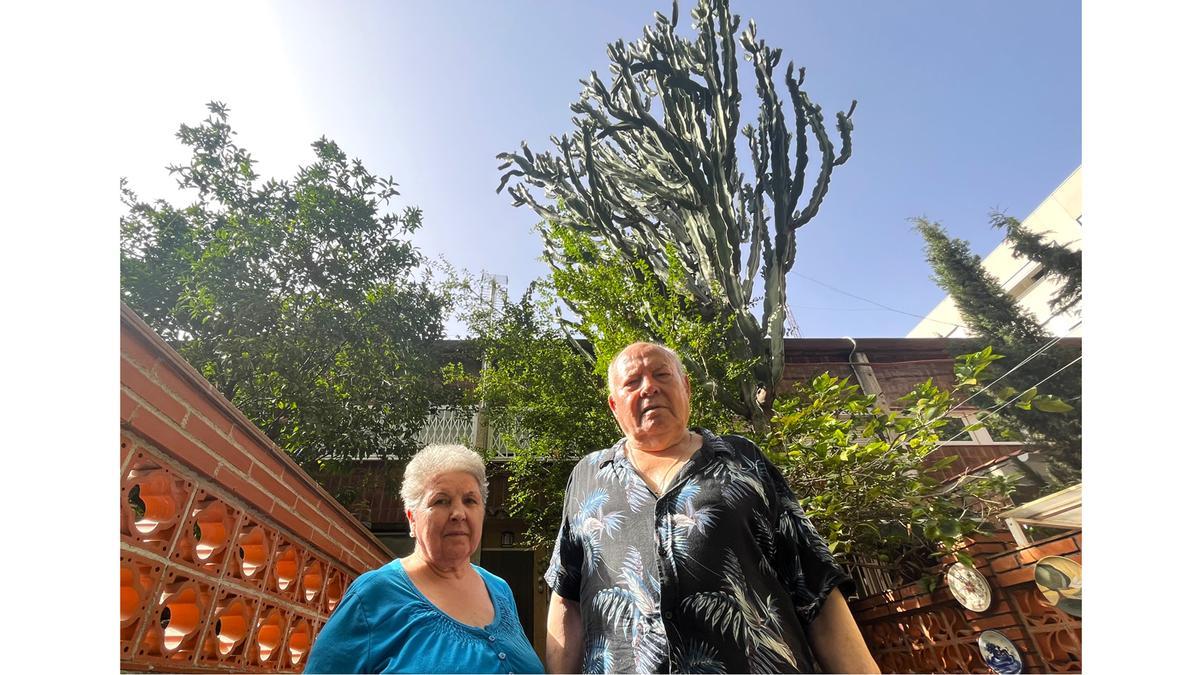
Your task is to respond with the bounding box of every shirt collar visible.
[595,427,733,468]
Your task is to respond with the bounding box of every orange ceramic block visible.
[254,607,286,666]
[176,494,239,575]
[124,466,191,547]
[286,618,312,668]
[156,580,211,655]
[272,542,301,595]
[323,570,346,614]
[202,595,255,661]
[301,560,325,605]
[120,564,145,627]
[232,522,274,583]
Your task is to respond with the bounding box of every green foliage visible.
[121,102,450,472]
[497,0,856,432]
[453,284,617,550]
[542,222,750,433]
[991,212,1081,315]
[464,260,1017,574]
[914,218,1081,485]
[759,367,1015,580]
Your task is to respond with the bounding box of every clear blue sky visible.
[119,0,1080,338]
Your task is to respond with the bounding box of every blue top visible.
[305,560,544,674]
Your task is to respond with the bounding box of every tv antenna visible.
[784,303,802,337]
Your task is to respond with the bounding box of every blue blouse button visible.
[499,653,507,660]
[488,635,496,642]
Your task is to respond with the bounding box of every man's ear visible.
[608,395,617,413]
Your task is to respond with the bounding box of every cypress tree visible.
[914,218,1081,485]
[991,212,1082,315]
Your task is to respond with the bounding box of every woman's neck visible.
[403,551,474,581]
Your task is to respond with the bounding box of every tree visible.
[121,102,450,472]
[496,0,856,433]
[454,285,613,551]
[991,212,1082,315]
[914,218,1081,485]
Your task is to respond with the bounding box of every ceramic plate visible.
[1034,555,1082,617]
[946,562,992,612]
[978,630,1023,674]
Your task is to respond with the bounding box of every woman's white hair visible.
[401,444,488,512]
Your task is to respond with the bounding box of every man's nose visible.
[638,377,658,396]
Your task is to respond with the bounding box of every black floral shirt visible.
[545,429,853,674]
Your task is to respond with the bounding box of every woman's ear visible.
[405,509,415,537]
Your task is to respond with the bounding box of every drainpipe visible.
[844,337,889,410]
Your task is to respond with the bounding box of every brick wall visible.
[850,531,1083,673]
[120,305,392,672]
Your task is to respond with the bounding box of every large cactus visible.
[497,0,854,431]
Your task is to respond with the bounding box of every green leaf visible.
[1033,396,1074,413]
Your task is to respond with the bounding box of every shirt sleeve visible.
[760,447,855,626]
[543,469,584,602]
[304,583,373,673]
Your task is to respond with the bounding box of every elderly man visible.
[544,341,879,673]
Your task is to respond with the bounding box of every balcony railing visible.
[415,407,519,460]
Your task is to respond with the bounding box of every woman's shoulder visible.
[343,559,408,599]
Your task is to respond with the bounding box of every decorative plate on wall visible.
[946,562,992,612]
[1034,555,1082,617]
[978,630,1023,674]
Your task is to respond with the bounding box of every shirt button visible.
[664,611,673,619]
[499,653,507,660]
[488,635,496,642]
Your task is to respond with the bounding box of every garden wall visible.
[120,304,392,672]
[850,530,1083,673]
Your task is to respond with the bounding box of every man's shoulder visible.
[702,429,765,459]
[569,440,623,474]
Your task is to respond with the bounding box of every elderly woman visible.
[306,444,543,674]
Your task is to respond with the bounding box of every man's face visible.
[608,344,692,447]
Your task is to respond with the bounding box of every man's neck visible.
[627,428,698,460]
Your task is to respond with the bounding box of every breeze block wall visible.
[120,304,392,672]
[850,531,1083,673]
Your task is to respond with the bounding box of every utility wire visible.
[898,334,1071,450]
[855,342,1079,472]
[794,273,966,329]
[929,355,1082,450]
[942,335,1065,417]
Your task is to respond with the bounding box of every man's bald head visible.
[606,341,687,393]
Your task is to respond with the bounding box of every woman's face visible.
[407,471,485,568]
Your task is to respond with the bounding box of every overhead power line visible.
[794,273,966,330]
